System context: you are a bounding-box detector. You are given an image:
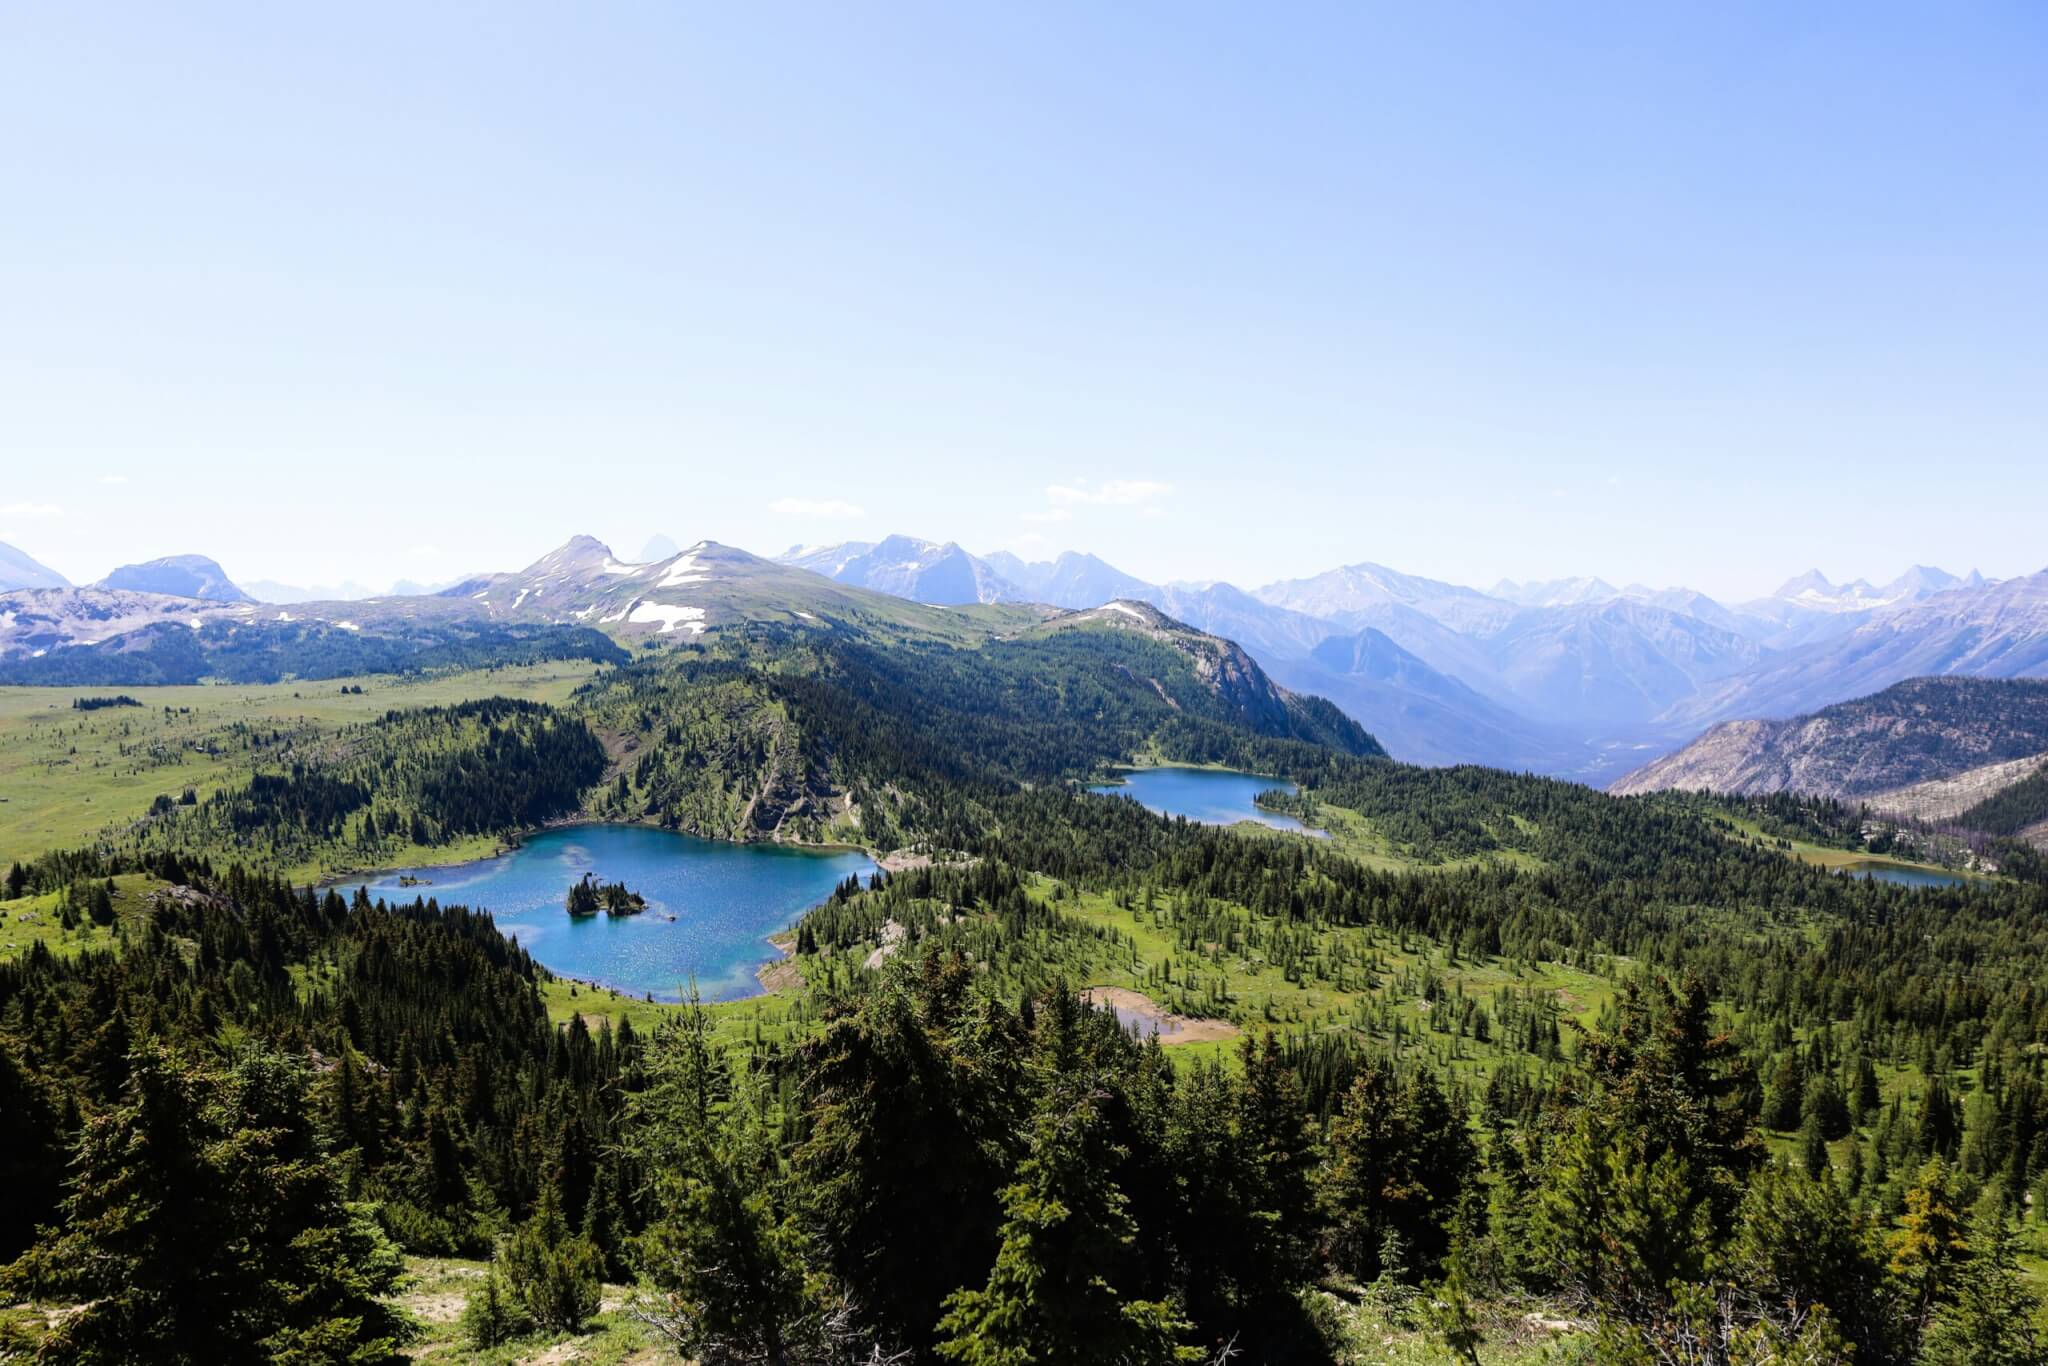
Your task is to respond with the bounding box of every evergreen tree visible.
[498,1195,602,1335]
[0,1035,64,1260]
[935,1078,1198,1366]
[1887,1157,1968,1331]
[1530,978,1758,1322]
[1,1047,412,1364]
[1762,1053,1807,1131]
[794,959,1025,1353]
[1798,1114,1830,1180]
[1321,1061,1475,1282]
[1920,1192,2046,1366]
[627,1001,855,1364]
[1716,1162,1900,1362]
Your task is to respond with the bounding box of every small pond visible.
[1088,766,1321,835]
[1841,860,1967,889]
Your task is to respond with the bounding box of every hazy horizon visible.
[6,5,2044,598]
[4,521,2029,609]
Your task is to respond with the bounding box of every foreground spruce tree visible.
[1530,976,1761,1320]
[794,956,1027,1353]
[1919,1192,2046,1366]
[628,998,857,1364]
[2,1046,411,1364]
[935,1076,1199,1366]
[1321,1060,1476,1283]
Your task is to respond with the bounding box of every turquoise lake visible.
[1089,766,1319,835]
[336,824,874,1002]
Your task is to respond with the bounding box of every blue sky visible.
[3,3,2043,598]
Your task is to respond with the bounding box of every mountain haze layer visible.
[779,535,1017,605]
[95,554,251,603]
[0,541,69,591]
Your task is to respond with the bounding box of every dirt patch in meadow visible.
[1081,987,1240,1045]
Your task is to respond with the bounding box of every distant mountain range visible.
[637,533,682,564]
[95,554,252,603]
[772,536,2046,779]
[242,578,382,604]
[0,540,71,591]
[0,539,1369,757]
[9,528,2045,785]
[779,536,1017,605]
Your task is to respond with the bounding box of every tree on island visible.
[567,873,646,917]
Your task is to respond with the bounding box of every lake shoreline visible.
[330,823,876,1004]
[316,812,885,891]
[1088,764,1326,837]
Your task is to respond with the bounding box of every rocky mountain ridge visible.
[95,554,251,603]
[1612,677,2048,799]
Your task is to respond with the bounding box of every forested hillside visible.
[71,697,609,875]
[1959,763,2048,840]
[8,758,2048,1361]
[574,623,1378,848]
[6,617,2048,1362]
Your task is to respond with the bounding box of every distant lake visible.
[336,824,874,1002]
[1089,766,1320,835]
[1842,860,1968,889]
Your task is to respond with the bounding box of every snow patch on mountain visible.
[627,602,707,634]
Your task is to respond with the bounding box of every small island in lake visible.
[566,872,648,918]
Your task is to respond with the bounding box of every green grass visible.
[757,874,1616,1087]
[1305,801,1548,875]
[391,1256,671,1363]
[1054,876,1609,1022]
[540,973,840,1055]
[538,867,1624,1090]
[0,873,172,964]
[1312,1286,1589,1364]
[0,664,601,872]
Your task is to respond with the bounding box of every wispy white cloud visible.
[771,497,866,520]
[1045,479,1171,507]
[1008,532,1050,549]
[95,474,129,486]
[1020,508,1072,524]
[0,502,62,519]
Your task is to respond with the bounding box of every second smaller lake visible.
[1841,860,1968,889]
[1089,766,1320,835]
